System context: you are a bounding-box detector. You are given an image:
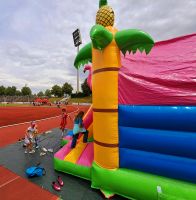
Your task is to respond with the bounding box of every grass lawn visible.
[49,96,92,104]
[70,96,92,103]
[0,103,31,107]
[49,97,62,103]
[0,96,92,107]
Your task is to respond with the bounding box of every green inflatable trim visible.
[54,157,91,181]
[87,136,94,142]
[115,29,154,55]
[90,25,113,50]
[158,193,188,200]
[60,139,69,147]
[91,162,196,200]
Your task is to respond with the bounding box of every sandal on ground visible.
[48,148,53,153]
[52,181,61,191]
[57,176,64,186]
[42,147,48,152]
[29,150,35,154]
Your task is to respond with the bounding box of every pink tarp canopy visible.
[119,33,196,105]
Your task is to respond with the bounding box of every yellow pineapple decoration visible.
[96,0,114,27]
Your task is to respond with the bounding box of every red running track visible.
[0,106,67,127]
[0,105,89,148]
[0,166,58,200]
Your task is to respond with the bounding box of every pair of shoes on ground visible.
[29,150,35,154]
[42,147,53,152]
[40,152,46,156]
[25,150,35,154]
[40,147,47,156]
[42,147,48,152]
[48,148,53,153]
[39,147,53,156]
[52,176,64,191]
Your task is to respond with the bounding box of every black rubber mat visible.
[0,128,126,200]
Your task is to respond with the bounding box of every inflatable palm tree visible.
[74,0,154,169]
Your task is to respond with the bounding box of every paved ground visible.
[0,128,126,200]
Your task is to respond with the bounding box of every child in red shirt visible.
[60,108,71,138]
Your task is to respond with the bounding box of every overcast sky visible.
[0,0,196,93]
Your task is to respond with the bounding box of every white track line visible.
[0,106,79,129]
[0,115,61,129]
[0,176,20,188]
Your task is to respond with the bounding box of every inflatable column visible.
[92,26,121,169]
[74,0,154,169]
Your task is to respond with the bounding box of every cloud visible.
[0,0,195,93]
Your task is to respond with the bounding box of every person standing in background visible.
[60,108,71,138]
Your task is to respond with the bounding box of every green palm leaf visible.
[90,24,113,50]
[74,42,92,69]
[115,29,154,55]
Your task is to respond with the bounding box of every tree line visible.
[0,79,91,98]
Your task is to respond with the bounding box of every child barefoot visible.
[30,121,39,149]
[24,129,35,154]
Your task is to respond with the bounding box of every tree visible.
[15,90,22,96]
[0,85,6,95]
[21,86,32,96]
[5,86,17,96]
[51,85,62,97]
[81,79,92,96]
[37,91,44,97]
[45,89,51,97]
[62,82,73,95]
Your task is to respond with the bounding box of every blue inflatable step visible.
[119,126,196,159]
[120,148,196,183]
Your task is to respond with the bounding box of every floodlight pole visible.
[72,28,82,94]
[77,45,79,94]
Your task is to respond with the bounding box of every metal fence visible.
[0,95,35,103]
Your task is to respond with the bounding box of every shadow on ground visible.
[0,128,126,200]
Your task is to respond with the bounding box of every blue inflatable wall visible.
[119,105,196,183]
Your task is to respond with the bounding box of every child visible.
[71,111,88,148]
[24,121,38,150]
[30,121,39,149]
[60,108,71,138]
[24,128,35,154]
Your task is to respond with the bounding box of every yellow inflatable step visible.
[64,140,87,164]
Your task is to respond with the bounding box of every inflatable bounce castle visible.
[54,1,196,199]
